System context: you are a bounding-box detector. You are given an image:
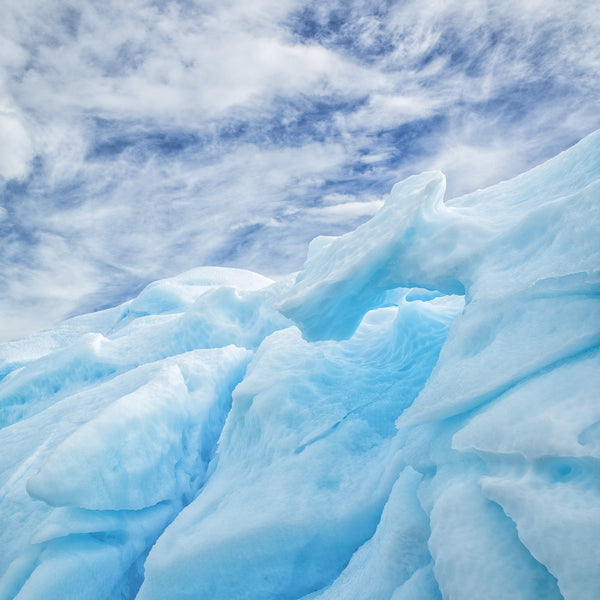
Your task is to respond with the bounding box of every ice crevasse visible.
[0,130,599,600]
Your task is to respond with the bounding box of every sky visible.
[1,0,599,342]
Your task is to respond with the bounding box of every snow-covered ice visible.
[0,131,599,599]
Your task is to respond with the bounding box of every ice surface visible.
[137,301,457,600]
[299,467,432,600]
[1,131,599,599]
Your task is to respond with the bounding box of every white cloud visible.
[0,108,33,180]
[306,199,384,220]
[0,231,100,342]
[0,0,599,341]
[9,0,384,125]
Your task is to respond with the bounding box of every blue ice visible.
[0,130,599,599]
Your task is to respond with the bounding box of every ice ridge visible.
[0,130,599,599]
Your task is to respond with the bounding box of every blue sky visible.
[1,0,599,341]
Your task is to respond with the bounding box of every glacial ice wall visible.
[0,130,599,600]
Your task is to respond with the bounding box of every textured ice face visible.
[1,131,599,600]
[137,301,458,600]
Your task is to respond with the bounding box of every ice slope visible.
[0,130,599,600]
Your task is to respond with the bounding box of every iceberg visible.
[0,131,598,600]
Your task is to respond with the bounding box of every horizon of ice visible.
[0,130,599,599]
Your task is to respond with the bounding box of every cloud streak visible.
[1,0,599,341]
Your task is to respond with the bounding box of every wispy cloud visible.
[1,0,599,341]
